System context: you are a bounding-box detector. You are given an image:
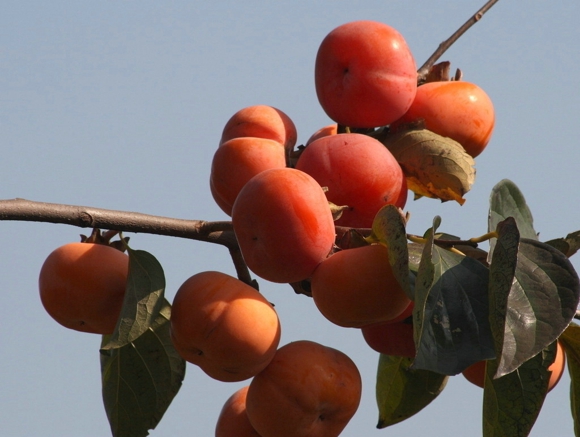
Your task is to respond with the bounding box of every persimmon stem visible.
[0,198,256,288]
[417,0,501,83]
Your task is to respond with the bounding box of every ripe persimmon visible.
[170,271,281,382]
[311,244,411,328]
[38,242,129,335]
[215,386,261,437]
[232,168,335,283]
[315,20,417,128]
[246,340,362,437]
[361,319,416,358]
[220,105,297,152]
[462,341,566,392]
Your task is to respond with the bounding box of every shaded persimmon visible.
[215,386,261,437]
[462,341,566,392]
[232,168,335,283]
[39,242,128,335]
[295,133,407,228]
[210,136,286,216]
[170,271,281,382]
[361,319,416,358]
[311,244,411,328]
[220,105,297,151]
[246,340,361,437]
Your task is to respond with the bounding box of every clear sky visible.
[1,1,579,436]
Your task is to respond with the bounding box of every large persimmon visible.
[315,20,417,128]
[311,244,411,328]
[38,242,129,335]
[246,340,362,437]
[393,80,495,158]
[215,386,261,437]
[220,105,297,152]
[232,168,335,283]
[295,133,407,228]
[170,271,281,382]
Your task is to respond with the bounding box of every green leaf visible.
[368,204,412,298]
[545,230,580,258]
[489,218,580,377]
[102,248,166,350]
[376,354,448,428]
[488,179,537,260]
[559,323,580,437]
[101,299,186,437]
[482,341,557,437]
[413,217,495,375]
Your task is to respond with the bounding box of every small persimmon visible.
[215,386,261,437]
[38,242,129,335]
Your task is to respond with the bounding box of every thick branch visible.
[417,0,500,82]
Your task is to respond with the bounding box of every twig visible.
[417,0,501,83]
[0,198,256,287]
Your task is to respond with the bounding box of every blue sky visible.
[1,1,579,436]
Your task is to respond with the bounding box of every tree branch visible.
[0,198,257,287]
[417,0,500,82]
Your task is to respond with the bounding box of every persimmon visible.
[305,123,337,145]
[315,20,417,128]
[246,340,362,437]
[170,271,281,382]
[462,341,566,392]
[361,319,416,358]
[393,80,495,158]
[311,244,411,328]
[38,242,128,335]
[232,168,335,283]
[210,136,286,216]
[220,105,297,151]
[215,386,261,437]
[295,133,407,228]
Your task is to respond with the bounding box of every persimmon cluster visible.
[37,19,519,437]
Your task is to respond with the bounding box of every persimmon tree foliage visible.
[3,1,580,436]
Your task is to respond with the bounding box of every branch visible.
[417,0,500,82]
[0,198,256,287]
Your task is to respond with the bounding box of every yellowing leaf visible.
[383,128,475,205]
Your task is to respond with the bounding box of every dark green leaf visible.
[559,323,580,436]
[488,179,537,260]
[413,218,495,375]
[369,205,411,298]
[102,248,166,350]
[376,354,448,428]
[545,230,580,258]
[101,300,186,437]
[482,342,557,437]
[489,218,580,377]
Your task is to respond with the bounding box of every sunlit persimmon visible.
[305,124,337,145]
[232,168,335,283]
[311,244,411,328]
[220,105,297,151]
[315,20,417,128]
[38,242,128,335]
[462,341,566,392]
[246,340,362,437]
[392,80,495,158]
[170,271,281,382]
[215,386,261,437]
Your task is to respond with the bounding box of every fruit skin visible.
[311,244,411,327]
[393,81,495,158]
[315,20,417,128]
[220,105,297,151]
[306,124,337,145]
[295,133,407,228]
[246,340,362,437]
[38,242,129,335]
[215,386,261,437]
[232,168,336,283]
[462,341,565,392]
[361,319,416,358]
[170,271,281,382]
[210,136,286,216]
